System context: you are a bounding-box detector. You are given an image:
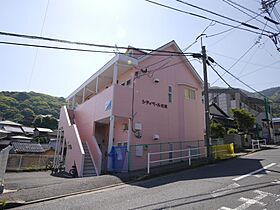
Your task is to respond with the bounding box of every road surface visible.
[15,146,280,210]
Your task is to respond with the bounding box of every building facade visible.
[208,88,272,139]
[57,41,205,177]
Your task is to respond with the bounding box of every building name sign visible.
[142,99,168,109]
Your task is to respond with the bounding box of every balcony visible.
[74,84,132,122]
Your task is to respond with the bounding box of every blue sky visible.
[0,0,279,97]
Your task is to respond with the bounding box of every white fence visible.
[252,139,267,152]
[147,147,207,174]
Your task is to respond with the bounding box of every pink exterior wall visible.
[114,118,129,145]
[74,86,114,143]
[126,44,204,170]
[112,85,132,117]
[59,106,85,176]
[61,42,205,173]
[130,45,204,145]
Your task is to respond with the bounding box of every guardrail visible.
[147,147,207,174]
[252,139,267,151]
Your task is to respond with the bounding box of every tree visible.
[231,108,256,133]
[33,115,58,130]
[20,108,35,126]
[210,121,226,138]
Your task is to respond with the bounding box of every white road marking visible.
[232,163,276,181]
[3,189,17,193]
[218,190,280,210]
[271,179,280,184]
[254,170,271,178]
[212,183,240,197]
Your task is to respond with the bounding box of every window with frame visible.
[126,79,131,86]
[168,85,173,103]
[184,88,196,100]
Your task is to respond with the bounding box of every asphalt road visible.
[15,147,280,210]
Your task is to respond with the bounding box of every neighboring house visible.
[21,126,35,137]
[58,40,205,177]
[272,117,280,142]
[0,120,24,137]
[34,127,53,139]
[208,87,271,139]
[209,103,235,129]
[0,130,11,150]
[11,142,53,154]
[10,135,32,143]
[48,138,57,150]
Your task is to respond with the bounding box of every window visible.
[126,79,131,86]
[184,88,196,100]
[168,85,173,103]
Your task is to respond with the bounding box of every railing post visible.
[18,155,22,170]
[188,148,191,166]
[147,152,150,174]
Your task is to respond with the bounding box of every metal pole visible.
[188,148,191,166]
[202,45,211,159]
[147,152,150,174]
[264,97,271,143]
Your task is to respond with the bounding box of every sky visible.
[0,0,279,97]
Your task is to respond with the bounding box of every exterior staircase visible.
[82,142,97,177]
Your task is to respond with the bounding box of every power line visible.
[238,59,280,78]
[28,0,50,90]
[208,63,233,88]
[223,0,278,32]
[213,60,266,98]
[211,41,258,85]
[0,31,192,56]
[0,40,197,57]
[208,50,280,69]
[142,21,213,70]
[144,0,272,37]
[175,0,275,34]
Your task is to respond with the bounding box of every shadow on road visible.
[129,181,278,210]
[127,157,266,189]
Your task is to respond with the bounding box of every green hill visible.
[0,91,66,126]
[260,87,280,117]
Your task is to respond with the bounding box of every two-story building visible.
[57,41,205,177]
[208,87,272,139]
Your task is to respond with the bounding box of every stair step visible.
[83,174,96,177]
[84,164,94,168]
[81,141,98,177]
[83,170,96,174]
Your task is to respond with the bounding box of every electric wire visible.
[208,63,233,88]
[175,0,275,34]
[211,41,258,86]
[214,60,266,98]
[223,0,278,32]
[144,0,272,37]
[0,31,192,56]
[0,40,196,57]
[28,0,50,90]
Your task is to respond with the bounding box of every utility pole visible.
[202,45,211,159]
[264,97,272,143]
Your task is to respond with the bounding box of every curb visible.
[0,150,259,209]
[1,182,127,209]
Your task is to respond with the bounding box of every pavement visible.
[0,146,275,209]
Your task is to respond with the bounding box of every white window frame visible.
[168,85,173,103]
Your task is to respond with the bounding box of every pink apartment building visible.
[57,40,205,177]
